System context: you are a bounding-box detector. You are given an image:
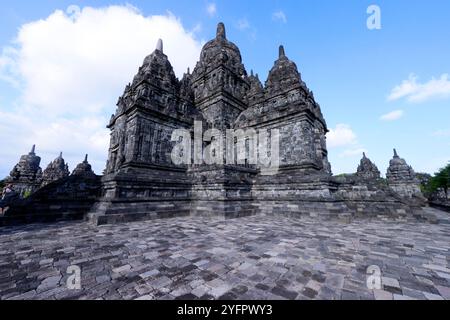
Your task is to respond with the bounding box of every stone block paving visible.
[1,210,450,300]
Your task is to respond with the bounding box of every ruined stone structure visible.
[7,145,43,196]
[86,23,426,225]
[2,154,100,226]
[72,154,96,177]
[41,152,70,186]
[386,149,424,200]
[6,148,97,196]
[356,153,380,180]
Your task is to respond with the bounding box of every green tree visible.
[425,163,450,197]
[416,172,432,187]
[22,190,32,199]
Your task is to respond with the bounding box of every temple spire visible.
[30,144,36,155]
[156,38,163,53]
[363,152,367,158]
[393,148,399,158]
[250,69,254,77]
[59,152,63,159]
[71,154,95,177]
[216,22,226,40]
[279,45,286,58]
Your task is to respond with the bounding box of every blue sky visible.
[0,0,449,178]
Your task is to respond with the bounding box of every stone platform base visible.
[0,208,85,227]
[88,199,257,225]
[86,196,421,225]
[253,198,418,220]
[1,175,101,227]
[189,199,256,219]
[87,199,192,225]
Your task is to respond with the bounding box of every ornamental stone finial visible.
[363,152,366,158]
[30,144,36,155]
[216,22,226,40]
[84,154,88,163]
[156,38,163,53]
[279,45,286,58]
[59,152,63,159]
[393,148,399,158]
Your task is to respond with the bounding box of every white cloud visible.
[0,47,19,87]
[272,10,287,23]
[0,111,110,176]
[326,124,358,148]
[0,5,203,177]
[1,6,202,116]
[206,3,217,17]
[380,109,404,121]
[327,124,367,160]
[388,73,450,103]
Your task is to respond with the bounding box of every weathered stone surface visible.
[41,152,70,187]
[1,172,101,226]
[87,23,426,224]
[1,212,449,300]
[6,145,43,196]
[356,153,380,180]
[386,149,425,202]
[72,155,96,177]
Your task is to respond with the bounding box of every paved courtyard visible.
[1,209,450,300]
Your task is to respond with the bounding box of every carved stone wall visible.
[85,23,425,224]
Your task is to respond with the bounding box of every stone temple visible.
[2,23,449,303]
[83,23,425,225]
[4,23,427,225]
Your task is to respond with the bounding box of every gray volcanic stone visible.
[387,149,418,184]
[356,153,380,180]
[1,153,101,226]
[1,212,449,300]
[72,155,96,177]
[386,149,425,202]
[86,23,428,224]
[6,145,43,196]
[41,152,70,186]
